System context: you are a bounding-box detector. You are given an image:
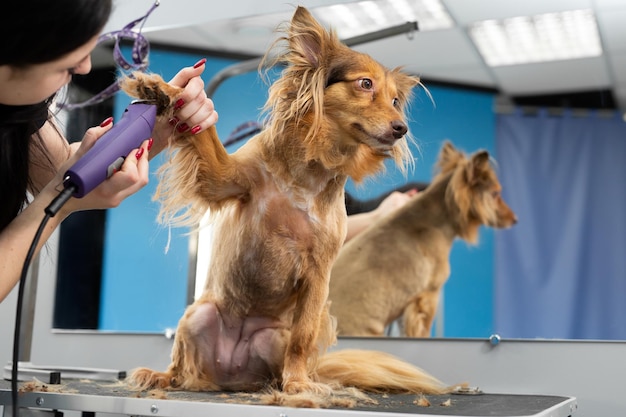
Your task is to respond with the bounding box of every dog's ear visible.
[465,150,490,186]
[392,69,421,108]
[289,6,334,68]
[437,140,464,174]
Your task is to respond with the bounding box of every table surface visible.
[0,378,578,417]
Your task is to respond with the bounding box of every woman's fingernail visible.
[147,138,154,151]
[100,116,113,127]
[174,98,185,110]
[135,147,145,159]
[193,58,207,69]
[190,125,201,135]
[176,123,189,133]
[168,117,179,126]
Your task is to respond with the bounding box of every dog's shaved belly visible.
[184,301,288,390]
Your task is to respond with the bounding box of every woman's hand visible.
[44,59,220,216]
[372,189,418,219]
[150,58,219,155]
[48,117,153,216]
[344,188,418,244]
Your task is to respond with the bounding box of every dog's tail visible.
[315,349,459,394]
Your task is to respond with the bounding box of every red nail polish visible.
[174,98,185,110]
[135,147,144,159]
[147,138,154,151]
[176,123,189,133]
[190,125,201,135]
[100,116,113,127]
[193,58,207,69]
[168,117,179,126]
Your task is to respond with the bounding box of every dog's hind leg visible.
[127,301,222,392]
[402,290,441,338]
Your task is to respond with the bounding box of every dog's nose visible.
[391,120,408,139]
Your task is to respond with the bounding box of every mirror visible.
[53,0,625,341]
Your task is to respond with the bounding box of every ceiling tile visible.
[354,28,485,70]
[593,0,626,10]
[418,66,497,88]
[105,0,354,33]
[442,0,593,25]
[596,9,626,53]
[492,57,611,95]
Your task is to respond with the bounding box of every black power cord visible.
[11,185,76,417]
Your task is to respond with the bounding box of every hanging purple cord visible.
[58,1,160,110]
[223,120,264,146]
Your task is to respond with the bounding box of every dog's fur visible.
[329,141,518,337]
[120,6,459,404]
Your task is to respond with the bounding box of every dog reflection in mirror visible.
[329,141,517,337]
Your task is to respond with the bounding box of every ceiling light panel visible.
[314,0,454,39]
[469,9,603,66]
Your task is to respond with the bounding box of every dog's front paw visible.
[127,367,175,391]
[120,72,183,116]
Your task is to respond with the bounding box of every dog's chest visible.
[211,183,343,311]
[263,186,319,228]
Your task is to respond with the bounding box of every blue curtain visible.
[495,109,626,340]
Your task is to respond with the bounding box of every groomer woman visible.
[0,0,218,302]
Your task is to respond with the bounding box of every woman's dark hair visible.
[0,0,112,231]
[0,1,113,66]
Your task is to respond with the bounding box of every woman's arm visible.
[0,177,73,301]
[344,189,418,243]
[0,60,217,303]
[0,117,145,302]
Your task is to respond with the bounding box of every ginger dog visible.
[120,6,458,402]
[329,141,517,337]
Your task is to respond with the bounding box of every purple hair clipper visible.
[64,101,157,198]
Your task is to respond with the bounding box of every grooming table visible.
[0,379,577,417]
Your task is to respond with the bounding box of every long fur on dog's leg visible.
[154,124,251,226]
[315,349,460,394]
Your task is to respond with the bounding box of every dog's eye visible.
[357,78,374,91]
[392,97,400,108]
[491,190,501,199]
